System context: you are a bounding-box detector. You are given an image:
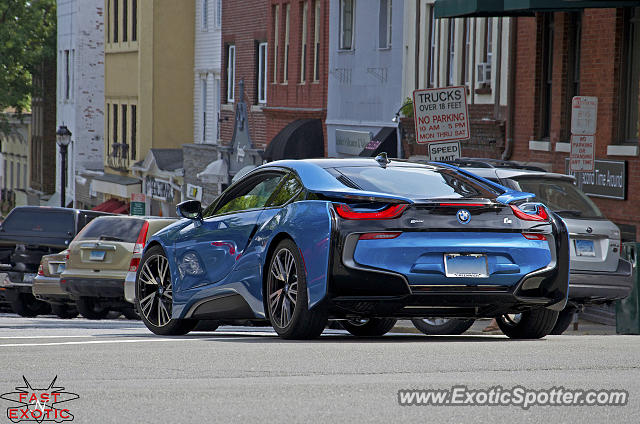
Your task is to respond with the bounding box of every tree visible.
[0,0,56,134]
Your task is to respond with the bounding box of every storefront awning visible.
[435,0,640,18]
[197,158,229,184]
[358,127,398,158]
[263,119,324,162]
[92,198,126,213]
[91,174,141,199]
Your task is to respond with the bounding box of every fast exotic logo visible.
[0,376,79,423]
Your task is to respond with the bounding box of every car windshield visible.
[2,209,75,234]
[76,217,145,243]
[514,177,604,219]
[331,166,499,200]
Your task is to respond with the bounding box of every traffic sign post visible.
[412,86,470,144]
[428,140,461,161]
[570,96,597,172]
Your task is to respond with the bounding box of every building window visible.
[273,5,279,83]
[107,0,111,43]
[131,105,137,159]
[565,12,582,140]
[132,0,137,41]
[540,14,554,139]
[227,45,235,102]
[447,19,455,86]
[201,76,208,142]
[113,0,118,43]
[313,0,320,81]
[339,0,354,50]
[379,0,392,48]
[300,1,308,83]
[123,0,128,41]
[113,103,118,146]
[64,50,70,99]
[216,0,222,28]
[284,4,290,82]
[463,18,470,88]
[480,17,493,88]
[258,42,268,103]
[121,104,128,154]
[427,6,436,87]
[202,0,209,31]
[621,7,640,143]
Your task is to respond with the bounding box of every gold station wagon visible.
[60,215,176,319]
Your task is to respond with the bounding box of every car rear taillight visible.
[438,203,488,207]
[133,221,149,255]
[359,232,402,240]
[522,233,547,241]
[37,264,44,276]
[510,204,549,222]
[129,222,149,273]
[334,203,407,220]
[129,257,141,272]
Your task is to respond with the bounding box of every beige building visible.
[98,0,195,215]
[0,112,31,213]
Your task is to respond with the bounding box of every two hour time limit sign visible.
[412,86,470,144]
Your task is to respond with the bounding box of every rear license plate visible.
[575,239,596,257]
[23,273,36,283]
[89,251,106,261]
[57,264,66,273]
[444,254,489,278]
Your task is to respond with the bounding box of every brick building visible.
[511,8,639,240]
[263,0,328,160]
[29,60,57,196]
[219,0,269,147]
[435,2,640,240]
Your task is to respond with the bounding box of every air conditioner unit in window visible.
[476,62,492,85]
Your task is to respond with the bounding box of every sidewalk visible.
[392,317,618,336]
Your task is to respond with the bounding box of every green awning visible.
[435,0,640,18]
[433,0,506,18]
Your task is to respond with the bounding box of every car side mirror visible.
[177,200,203,221]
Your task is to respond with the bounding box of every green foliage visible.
[0,0,57,134]
[400,97,413,118]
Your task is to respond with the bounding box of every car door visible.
[173,171,286,292]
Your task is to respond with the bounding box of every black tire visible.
[341,318,397,337]
[76,297,109,320]
[10,293,51,317]
[550,306,576,335]
[266,239,328,339]
[496,308,559,339]
[411,318,476,335]
[136,245,196,336]
[51,303,79,319]
[120,307,140,320]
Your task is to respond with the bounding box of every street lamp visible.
[56,125,72,208]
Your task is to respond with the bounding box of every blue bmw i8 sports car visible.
[135,157,569,339]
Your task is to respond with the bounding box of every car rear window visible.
[2,209,75,234]
[76,217,145,243]
[514,177,604,219]
[330,166,499,200]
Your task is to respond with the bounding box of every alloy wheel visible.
[137,254,173,327]
[268,248,299,329]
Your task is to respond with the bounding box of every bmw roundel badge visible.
[457,209,471,224]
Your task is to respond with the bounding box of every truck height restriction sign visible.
[412,86,470,144]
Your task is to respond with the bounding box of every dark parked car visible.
[0,206,109,316]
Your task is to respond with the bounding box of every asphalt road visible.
[0,314,638,423]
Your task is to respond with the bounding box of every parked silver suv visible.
[411,158,633,335]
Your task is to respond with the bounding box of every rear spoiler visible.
[432,161,536,205]
[310,188,413,204]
